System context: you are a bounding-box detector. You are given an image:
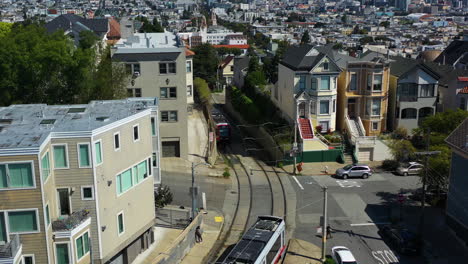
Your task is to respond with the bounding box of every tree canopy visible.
[300,31,310,45]
[0,22,128,106]
[136,16,164,33]
[192,43,219,86]
[0,22,12,38]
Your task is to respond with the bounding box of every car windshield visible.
[343,165,353,170]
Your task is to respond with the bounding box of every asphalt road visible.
[291,172,426,264]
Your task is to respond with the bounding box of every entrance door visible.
[57,188,71,217]
[0,212,6,243]
[298,102,306,118]
[348,98,356,118]
[56,243,70,264]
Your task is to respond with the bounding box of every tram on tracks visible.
[218,216,286,264]
[211,107,231,143]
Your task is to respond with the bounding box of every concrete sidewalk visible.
[180,209,224,264]
[283,239,322,264]
[132,227,183,264]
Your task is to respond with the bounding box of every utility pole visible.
[293,120,298,175]
[321,186,328,262]
[415,128,440,243]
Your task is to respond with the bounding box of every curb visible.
[201,210,225,264]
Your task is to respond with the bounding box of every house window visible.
[151,117,156,136]
[94,141,103,165]
[319,121,329,132]
[116,168,133,194]
[114,132,120,150]
[45,205,50,226]
[420,84,434,97]
[152,153,158,168]
[333,99,336,113]
[298,76,306,91]
[320,76,330,90]
[148,158,152,176]
[160,87,177,99]
[372,122,379,131]
[78,144,91,168]
[350,74,357,91]
[371,98,381,116]
[160,62,176,74]
[310,101,316,115]
[8,210,38,233]
[53,145,68,169]
[125,63,140,75]
[41,152,51,182]
[0,163,34,189]
[186,61,192,73]
[75,231,90,261]
[230,65,234,71]
[322,62,329,70]
[81,186,94,200]
[311,77,317,90]
[22,255,35,264]
[367,74,372,90]
[127,88,142,97]
[133,125,139,141]
[320,100,330,114]
[187,85,193,96]
[161,111,178,122]
[134,160,148,183]
[373,74,382,91]
[117,212,124,235]
[401,108,417,119]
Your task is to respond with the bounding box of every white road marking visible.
[350,222,390,226]
[372,250,399,264]
[336,180,361,188]
[292,176,304,190]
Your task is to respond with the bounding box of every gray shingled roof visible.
[434,40,468,66]
[45,14,108,46]
[280,44,325,71]
[445,118,468,155]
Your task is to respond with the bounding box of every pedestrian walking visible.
[326,225,332,239]
[195,226,203,243]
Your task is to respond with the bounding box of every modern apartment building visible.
[112,32,191,158]
[0,99,161,264]
[388,57,440,133]
[273,45,341,151]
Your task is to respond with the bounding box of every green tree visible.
[192,43,219,86]
[389,140,416,162]
[79,30,99,50]
[333,43,343,50]
[379,21,390,28]
[193,77,211,106]
[300,30,310,45]
[0,22,12,38]
[341,14,347,24]
[154,185,173,208]
[359,36,373,45]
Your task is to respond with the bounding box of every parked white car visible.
[332,246,358,264]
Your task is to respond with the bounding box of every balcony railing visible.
[398,95,418,102]
[0,234,21,259]
[52,209,90,232]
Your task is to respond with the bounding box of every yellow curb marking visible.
[214,216,223,222]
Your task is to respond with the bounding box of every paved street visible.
[291,172,425,264]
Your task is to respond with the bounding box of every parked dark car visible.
[380,225,421,255]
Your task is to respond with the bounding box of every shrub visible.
[316,125,323,133]
[222,167,230,178]
[381,159,399,171]
[154,185,173,208]
[277,161,284,168]
[393,126,408,139]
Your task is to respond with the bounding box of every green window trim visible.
[94,141,103,165]
[76,231,90,260]
[53,145,68,169]
[41,152,51,182]
[78,144,91,168]
[8,210,38,233]
[0,163,34,189]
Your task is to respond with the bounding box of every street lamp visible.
[191,162,210,219]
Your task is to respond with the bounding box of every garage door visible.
[358,148,373,162]
[162,141,180,157]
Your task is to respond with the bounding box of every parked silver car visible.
[335,164,372,179]
[396,162,423,176]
